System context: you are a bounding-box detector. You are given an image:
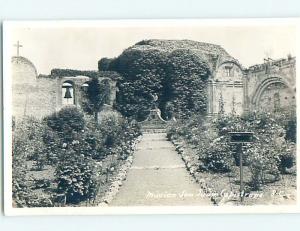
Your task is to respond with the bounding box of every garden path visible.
[110,132,211,206]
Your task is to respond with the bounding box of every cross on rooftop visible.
[14,41,23,56]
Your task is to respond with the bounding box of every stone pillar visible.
[56,78,63,111]
[212,81,217,115]
[207,81,212,116]
[243,74,249,114]
[109,80,117,106]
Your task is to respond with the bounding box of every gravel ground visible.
[110,133,212,206]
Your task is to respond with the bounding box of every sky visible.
[8,23,297,75]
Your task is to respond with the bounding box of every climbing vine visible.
[99,42,211,120]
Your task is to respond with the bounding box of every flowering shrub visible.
[45,107,85,142]
[12,117,50,206]
[245,143,281,190]
[199,138,234,173]
[12,107,141,206]
[55,151,101,203]
[168,112,296,188]
[49,108,140,204]
[277,142,296,172]
[168,116,234,172]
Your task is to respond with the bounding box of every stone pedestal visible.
[140,108,167,133]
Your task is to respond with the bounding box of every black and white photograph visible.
[3,19,299,215]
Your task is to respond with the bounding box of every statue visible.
[150,93,159,109]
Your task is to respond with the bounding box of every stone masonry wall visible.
[246,57,296,112]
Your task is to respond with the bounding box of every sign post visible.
[229,132,254,203]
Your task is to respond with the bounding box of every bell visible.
[64,86,72,99]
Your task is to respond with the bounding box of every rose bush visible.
[167,111,296,189]
[12,107,141,206]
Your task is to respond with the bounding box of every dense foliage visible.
[12,117,53,206]
[99,40,216,120]
[55,151,101,203]
[167,111,296,188]
[50,69,99,78]
[12,107,141,207]
[107,49,167,121]
[45,107,85,142]
[165,49,210,118]
[81,78,111,122]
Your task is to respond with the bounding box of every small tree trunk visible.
[94,112,98,123]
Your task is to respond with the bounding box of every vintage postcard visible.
[3,19,300,215]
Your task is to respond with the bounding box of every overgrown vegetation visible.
[12,107,141,207]
[98,40,225,120]
[167,111,296,190]
[81,78,111,122]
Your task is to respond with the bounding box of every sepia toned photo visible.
[3,19,299,215]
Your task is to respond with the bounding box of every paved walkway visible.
[110,132,211,206]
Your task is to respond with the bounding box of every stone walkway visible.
[110,132,211,206]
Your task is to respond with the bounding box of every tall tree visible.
[82,78,110,122]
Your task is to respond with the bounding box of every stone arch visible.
[215,60,244,81]
[80,81,89,92]
[251,76,293,109]
[217,60,243,71]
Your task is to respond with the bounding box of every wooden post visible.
[229,132,254,203]
[238,143,244,203]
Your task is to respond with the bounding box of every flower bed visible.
[167,112,296,205]
[12,107,141,207]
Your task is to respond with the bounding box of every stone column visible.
[207,81,212,116]
[109,80,117,106]
[212,81,217,115]
[243,74,249,114]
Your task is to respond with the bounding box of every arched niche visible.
[215,61,243,81]
[80,81,89,93]
[62,81,75,105]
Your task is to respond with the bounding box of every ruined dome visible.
[132,39,241,71]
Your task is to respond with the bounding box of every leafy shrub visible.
[285,116,296,143]
[50,69,99,78]
[277,142,296,172]
[81,78,111,122]
[55,151,100,204]
[45,107,85,142]
[199,138,234,173]
[245,143,281,190]
[111,48,167,121]
[13,117,47,161]
[12,117,45,206]
[12,169,31,207]
[12,106,141,206]
[102,40,217,120]
[33,179,51,189]
[26,194,53,207]
[168,112,296,186]
[165,49,210,118]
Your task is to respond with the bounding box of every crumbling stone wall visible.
[246,57,296,113]
[12,57,118,120]
[11,52,296,121]
[12,56,56,120]
[208,61,244,116]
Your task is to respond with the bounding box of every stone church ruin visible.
[11,39,296,121]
